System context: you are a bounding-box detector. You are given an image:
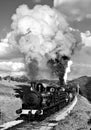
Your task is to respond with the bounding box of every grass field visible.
[0,81,22,125]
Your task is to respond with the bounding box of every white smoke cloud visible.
[11,4,80,57]
[0,4,81,80]
[64,60,73,83]
[7,4,81,80]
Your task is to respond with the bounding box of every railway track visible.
[0,96,77,130]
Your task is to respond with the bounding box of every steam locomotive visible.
[16,81,77,119]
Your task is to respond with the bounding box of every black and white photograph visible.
[0,0,91,130]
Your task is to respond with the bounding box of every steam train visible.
[16,81,77,119]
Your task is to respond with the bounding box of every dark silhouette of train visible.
[15,80,77,119]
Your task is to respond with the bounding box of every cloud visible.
[0,42,9,56]
[54,0,91,22]
[10,71,26,77]
[69,43,91,79]
[0,31,25,75]
[69,63,91,80]
[0,31,24,60]
[0,61,25,72]
[0,41,23,60]
[81,31,91,47]
[0,32,11,56]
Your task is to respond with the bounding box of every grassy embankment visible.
[0,81,22,125]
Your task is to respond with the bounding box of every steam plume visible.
[8,4,81,80]
[64,60,73,84]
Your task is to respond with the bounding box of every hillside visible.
[53,96,91,130]
[68,76,91,103]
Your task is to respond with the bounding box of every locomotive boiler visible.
[16,80,77,119]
